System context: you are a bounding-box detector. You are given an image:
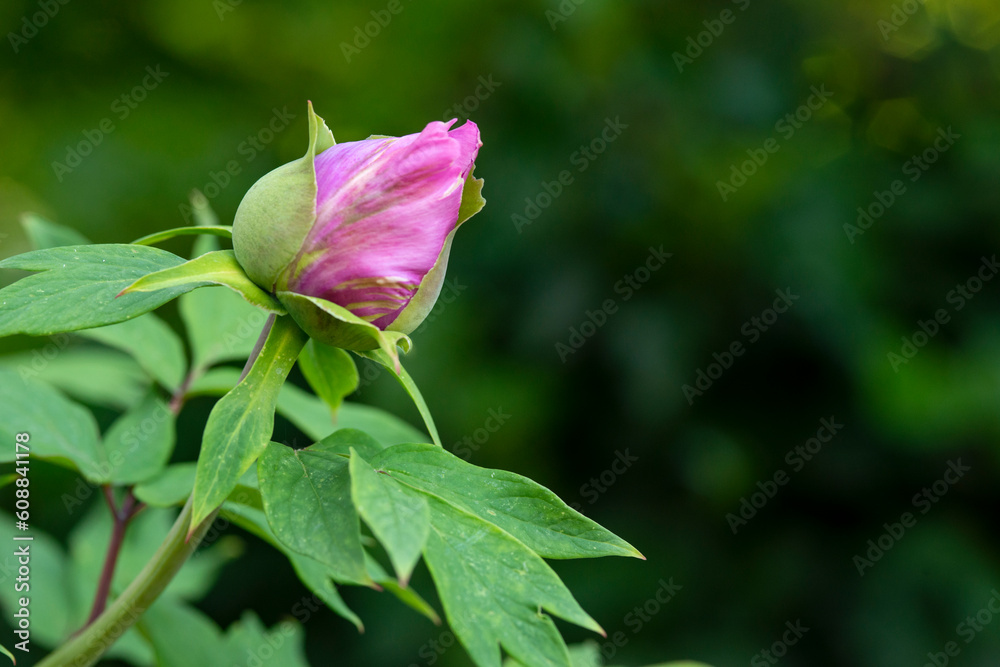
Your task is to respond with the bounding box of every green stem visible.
[37,497,218,667]
[38,313,283,667]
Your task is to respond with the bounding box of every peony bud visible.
[232,102,484,358]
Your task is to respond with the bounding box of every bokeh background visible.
[3,0,1000,665]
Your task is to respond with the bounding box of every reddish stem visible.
[83,488,142,628]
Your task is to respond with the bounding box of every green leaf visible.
[20,212,91,249]
[139,597,227,666]
[360,349,442,447]
[422,494,602,667]
[181,286,271,370]
[99,392,175,485]
[258,438,370,585]
[369,443,643,560]
[192,315,306,528]
[224,612,310,667]
[78,314,187,391]
[219,503,365,630]
[300,340,359,413]
[0,346,149,410]
[131,225,233,247]
[0,244,189,337]
[0,642,13,665]
[350,449,429,585]
[122,249,286,314]
[134,463,197,507]
[0,369,102,477]
[187,366,431,446]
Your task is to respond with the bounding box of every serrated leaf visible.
[78,314,187,391]
[359,349,441,447]
[187,366,430,446]
[122,249,286,314]
[131,225,233,247]
[370,443,642,560]
[350,449,429,585]
[0,369,102,477]
[134,463,197,507]
[191,315,306,528]
[181,286,271,370]
[0,346,149,410]
[421,494,602,667]
[20,213,91,249]
[300,340,359,413]
[0,244,189,337]
[258,438,370,585]
[219,503,364,630]
[99,392,175,485]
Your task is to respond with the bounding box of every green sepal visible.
[232,101,333,292]
[278,290,411,369]
[121,249,286,314]
[390,167,485,334]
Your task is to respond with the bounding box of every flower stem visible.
[81,488,142,629]
[38,314,279,667]
[36,496,217,667]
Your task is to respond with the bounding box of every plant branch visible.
[37,497,218,667]
[82,488,142,629]
[39,313,284,667]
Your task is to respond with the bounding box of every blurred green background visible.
[3,0,1000,665]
